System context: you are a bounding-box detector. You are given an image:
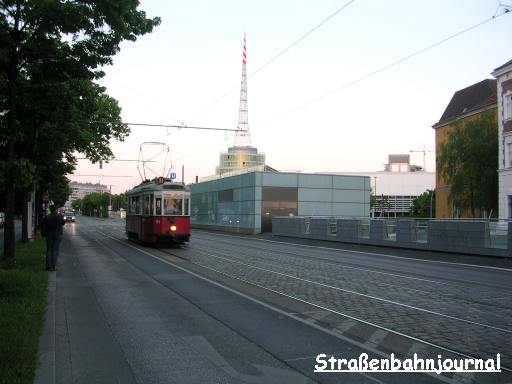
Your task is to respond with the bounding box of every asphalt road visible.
[51,216,512,384]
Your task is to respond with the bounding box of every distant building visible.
[385,154,414,172]
[492,59,512,219]
[65,181,108,208]
[432,79,497,218]
[216,146,265,175]
[326,154,435,217]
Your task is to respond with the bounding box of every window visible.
[155,197,162,215]
[218,189,234,202]
[506,93,512,121]
[508,143,512,168]
[184,198,190,215]
[130,196,140,214]
[143,195,150,215]
[164,193,183,215]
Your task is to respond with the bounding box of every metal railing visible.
[415,220,428,243]
[384,220,397,241]
[273,216,510,255]
[489,221,508,249]
[359,219,370,239]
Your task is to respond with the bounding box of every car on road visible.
[0,212,4,228]
[64,210,76,223]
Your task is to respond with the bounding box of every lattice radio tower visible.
[234,32,252,147]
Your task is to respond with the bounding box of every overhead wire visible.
[254,10,512,129]
[80,121,238,132]
[187,0,357,121]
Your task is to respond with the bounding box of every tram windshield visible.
[164,193,183,215]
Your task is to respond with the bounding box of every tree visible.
[411,190,435,218]
[71,198,82,212]
[111,193,126,211]
[437,111,498,218]
[1,1,160,259]
[82,192,110,217]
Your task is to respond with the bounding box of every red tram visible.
[125,177,190,243]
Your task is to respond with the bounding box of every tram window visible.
[155,197,162,215]
[131,196,139,214]
[134,196,140,214]
[184,198,190,215]
[143,195,150,215]
[164,193,183,215]
[150,194,154,215]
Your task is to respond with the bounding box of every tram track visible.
[188,237,512,322]
[91,224,512,373]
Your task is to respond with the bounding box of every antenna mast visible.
[234,32,252,147]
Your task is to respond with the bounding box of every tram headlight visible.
[170,225,177,232]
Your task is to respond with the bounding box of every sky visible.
[70,0,512,194]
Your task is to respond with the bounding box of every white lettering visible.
[390,354,401,371]
[313,352,501,373]
[402,358,413,371]
[359,353,368,370]
[315,354,327,371]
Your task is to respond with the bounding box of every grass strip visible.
[0,236,48,384]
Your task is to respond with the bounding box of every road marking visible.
[335,319,358,333]
[407,342,430,357]
[98,231,510,378]
[364,329,388,348]
[310,310,332,322]
[195,231,512,272]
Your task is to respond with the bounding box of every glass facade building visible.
[191,171,370,234]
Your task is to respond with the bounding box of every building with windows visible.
[326,154,435,217]
[216,146,265,175]
[191,171,370,234]
[492,59,512,219]
[65,181,109,208]
[432,79,497,218]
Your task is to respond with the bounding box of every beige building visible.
[65,181,108,208]
[492,59,512,219]
[432,79,497,218]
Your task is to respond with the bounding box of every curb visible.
[33,271,56,384]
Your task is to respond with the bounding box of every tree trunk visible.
[3,64,18,259]
[21,191,29,242]
[35,190,44,235]
[3,0,21,260]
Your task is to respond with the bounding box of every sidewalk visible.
[33,271,56,384]
[33,230,137,384]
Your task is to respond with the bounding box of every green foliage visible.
[411,190,435,218]
[71,198,82,212]
[437,111,498,217]
[111,193,126,211]
[1,0,160,257]
[0,236,47,384]
[82,192,110,217]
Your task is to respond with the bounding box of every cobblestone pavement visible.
[173,234,512,370]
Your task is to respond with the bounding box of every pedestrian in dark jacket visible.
[41,205,65,271]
